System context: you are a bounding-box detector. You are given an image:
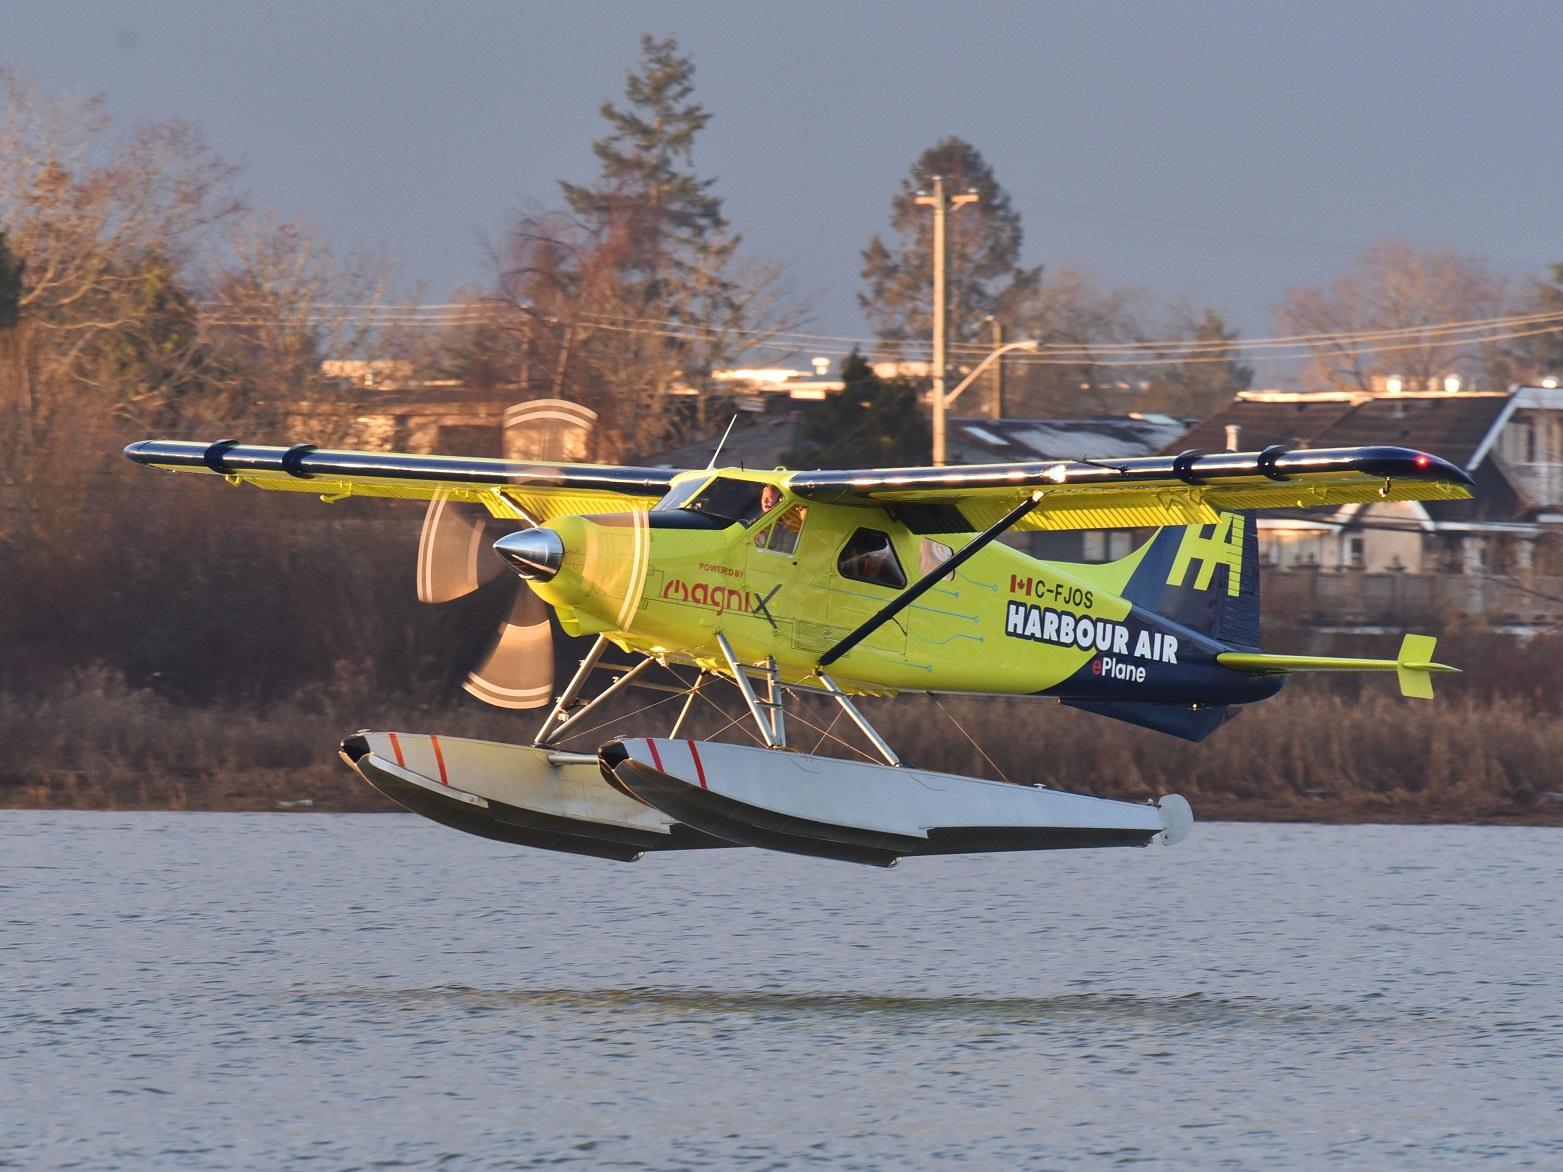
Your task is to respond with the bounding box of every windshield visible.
[678,476,769,526]
[651,477,709,512]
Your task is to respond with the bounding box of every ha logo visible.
[1167,513,1245,597]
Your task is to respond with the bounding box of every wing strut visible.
[818,490,1043,670]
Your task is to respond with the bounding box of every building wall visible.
[1497,404,1563,508]
[1352,502,1426,573]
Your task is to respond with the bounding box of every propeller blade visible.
[417,492,503,604]
[462,588,555,709]
[503,398,598,462]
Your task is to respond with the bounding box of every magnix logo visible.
[1166,513,1245,597]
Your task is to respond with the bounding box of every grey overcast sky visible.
[7,0,1563,380]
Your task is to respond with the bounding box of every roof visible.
[1168,390,1512,472]
[1168,390,1520,527]
[650,411,1192,471]
[948,414,1191,464]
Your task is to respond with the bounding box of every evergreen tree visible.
[475,34,793,457]
[0,230,22,330]
[559,34,735,314]
[860,137,1040,357]
[788,349,930,469]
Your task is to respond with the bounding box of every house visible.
[1165,385,1563,629]
[1165,387,1555,574]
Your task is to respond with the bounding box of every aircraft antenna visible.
[707,415,740,470]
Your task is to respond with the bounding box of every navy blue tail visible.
[1118,511,1260,649]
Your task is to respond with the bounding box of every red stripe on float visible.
[431,734,450,790]
[647,739,664,772]
[686,740,709,789]
[388,733,406,767]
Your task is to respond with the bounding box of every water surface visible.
[3,813,1560,1168]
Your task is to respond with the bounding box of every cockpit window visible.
[754,505,808,555]
[837,528,907,590]
[652,477,708,512]
[677,476,769,526]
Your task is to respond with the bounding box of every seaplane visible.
[125,399,1472,866]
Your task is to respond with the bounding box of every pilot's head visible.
[760,484,782,513]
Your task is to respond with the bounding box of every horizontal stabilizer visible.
[1217,633,1456,699]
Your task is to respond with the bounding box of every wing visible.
[124,438,674,521]
[786,445,1473,532]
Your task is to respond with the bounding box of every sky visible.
[7,0,1563,384]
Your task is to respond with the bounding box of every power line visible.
[206,298,1563,354]
[193,300,1563,369]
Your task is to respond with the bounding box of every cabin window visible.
[837,527,907,589]
[919,539,955,581]
[676,477,769,526]
[755,505,808,555]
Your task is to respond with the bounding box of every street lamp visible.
[933,339,1041,464]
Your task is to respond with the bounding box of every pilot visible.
[760,483,783,514]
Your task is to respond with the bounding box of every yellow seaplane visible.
[126,403,1470,866]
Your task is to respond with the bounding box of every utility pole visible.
[915,176,978,465]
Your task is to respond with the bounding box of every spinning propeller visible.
[414,399,597,709]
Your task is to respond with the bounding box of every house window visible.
[1349,536,1365,567]
[837,528,907,589]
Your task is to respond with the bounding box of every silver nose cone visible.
[494,528,564,581]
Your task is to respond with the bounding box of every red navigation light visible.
[1415,454,1430,468]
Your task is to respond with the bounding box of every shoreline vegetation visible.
[5,665,1561,828]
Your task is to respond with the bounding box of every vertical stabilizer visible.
[1118,511,1260,647]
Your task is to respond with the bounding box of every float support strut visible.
[534,636,607,746]
[536,653,654,747]
[716,633,785,749]
[818,673,902,767]
[668,673,704,739]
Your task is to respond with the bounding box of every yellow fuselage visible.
[530,472,1201,701]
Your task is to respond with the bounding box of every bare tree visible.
[0,70,242,550]
[1276,239,1509,392]
[1006,266,1152,416]
[198,213,400,438]
[0,71,241,421]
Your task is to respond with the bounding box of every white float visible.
[603,737,1192,866]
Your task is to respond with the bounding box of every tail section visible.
[1117,512,1260,648]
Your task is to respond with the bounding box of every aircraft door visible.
[742,502,815,656]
